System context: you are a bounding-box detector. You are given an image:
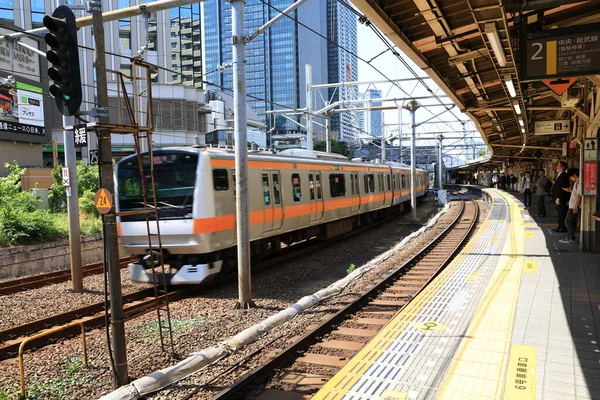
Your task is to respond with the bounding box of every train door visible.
[379,174,385,206]
[309,172,323,222]
[351,173,360,212]
[261,171,283,232]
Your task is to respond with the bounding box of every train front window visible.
[117,152,198,221]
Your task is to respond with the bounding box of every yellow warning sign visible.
[523,260,537,274]
[503,345,537,400]
[411,320,448,333]
[525,231,534,238]
[380,390,407,400]
[465,270,481,283]
[94,188,113,214]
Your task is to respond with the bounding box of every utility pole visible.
[231,0,253,309]
[325,107,331,154]
[306,64,313,151]
[438,134,444,190]
[91,0,128,385]
[397,105,403,163]
[45,3,83,292]
[404,100,420,222]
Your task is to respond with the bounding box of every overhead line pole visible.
[90,0,128,386]
[404,100,420,223]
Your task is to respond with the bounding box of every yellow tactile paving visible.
[311,213,496,400]
[434,191,527,400]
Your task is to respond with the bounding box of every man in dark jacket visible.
[551,161,570,232]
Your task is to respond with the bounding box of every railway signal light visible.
[43,5,82,116]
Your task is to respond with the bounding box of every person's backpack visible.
[545,179,552,195]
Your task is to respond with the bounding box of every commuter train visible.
[115,147,429,284]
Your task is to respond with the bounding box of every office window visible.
[329,174,346,198]
[213,169,228,191]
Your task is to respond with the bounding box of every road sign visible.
[74,124,87,148]
[95,188,113,214]
[522,23,600,81]
[89,150,99,166]
[534,120,571,135]
[61,166,70,186]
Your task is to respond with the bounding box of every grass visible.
[0,357,93,400]
[347,263,356,275]
[135,317,208,343]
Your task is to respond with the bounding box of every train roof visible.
[120,146,428,173]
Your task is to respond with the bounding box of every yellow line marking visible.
[411,320,449,332]
[525,231,534,238]
[503,345,537,400]
[312,198,496,399]
[380,389,408,400]
[523,260,537,274]
[465,270,481,283]
[435,190,526,399]
[546,40,557,75]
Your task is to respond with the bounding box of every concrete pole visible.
[403,100,420,222]
[438,134,444,190]
[231,0,253,309]
[91,0,128,385]
[63,115,83,292]
[306,64,313,151]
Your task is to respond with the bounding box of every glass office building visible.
[202,0,357,142]
[359,89,382,137]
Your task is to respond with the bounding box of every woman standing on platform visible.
[534,169,548,217]
[520,171,533,210]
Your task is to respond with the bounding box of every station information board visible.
[522,23,600,81]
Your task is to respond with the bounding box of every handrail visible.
[18,321,88,398]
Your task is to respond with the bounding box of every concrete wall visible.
[0,234,131,279]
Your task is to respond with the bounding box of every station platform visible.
[313,188,600,400]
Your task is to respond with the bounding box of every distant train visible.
[115,147,429,284]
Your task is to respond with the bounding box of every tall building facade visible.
[202,0,357,144]
[327,0,358,144]
[359,89,382,137]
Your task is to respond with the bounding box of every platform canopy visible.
[352,0,600,161]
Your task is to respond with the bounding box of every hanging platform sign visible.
[584,161,597,195]
[522,23,600,81]
[534,120,571,135]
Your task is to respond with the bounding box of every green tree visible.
[314,140,350,157]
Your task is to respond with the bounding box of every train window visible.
[350,175,355,195]
[379,175,384,191]
[213,169,229,191]
[354,174,359,194]
[386,174,391,191]
[309,174,315,200]
[329,174,346,197]
[401,175,406,189]
[364,174,376,193]
[292,173,302,202]
[316,174,322,199]
[273,173,281,204]
[262,174,270,205]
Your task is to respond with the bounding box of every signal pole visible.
[90,0,128,385]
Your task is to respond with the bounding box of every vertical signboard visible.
[584,161,597,195]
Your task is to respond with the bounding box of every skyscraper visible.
[327,0,358,144]
[359,89,382,137]
[202,0,357,143]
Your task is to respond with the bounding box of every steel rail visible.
[212,198,479,400]
[0,256,137,296]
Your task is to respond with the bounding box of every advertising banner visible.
[0,81,45,136]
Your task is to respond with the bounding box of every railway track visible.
[211,198,479,400]
[0,286,191,361]
[0,256,138,296]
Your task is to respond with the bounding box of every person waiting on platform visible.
[534,169,548,217]
[560,168,581,244]
[520,171,533,210]
[511,174,518,191]
[552,161,570,233]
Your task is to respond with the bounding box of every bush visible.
[79,190,99,217]
[0,206,68,246]
[49,162,99,213]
